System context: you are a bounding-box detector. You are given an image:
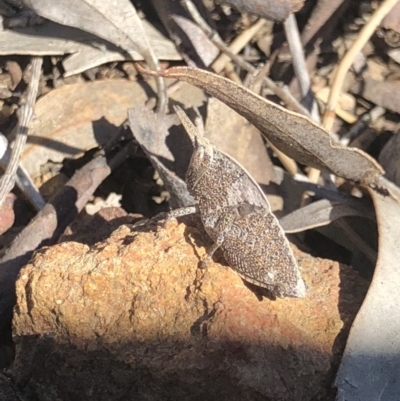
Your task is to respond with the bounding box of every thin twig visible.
[133,56,166,113]
[137,55,167,114]
[181,0,310,116]
[340,106,385,146]
[127,6,167,113]
[0,133,45,211]
[223,62,241,83]
[323,0,400,132]
[284,13,320,123]
[269,142,298,176]
[15,164,45,210]
[211,18,266,73]
[216,20,266,85]
[0,57,42,209]
[316,89,357,125]
[249,49,278,94]
[335,219,377,263]
[144,79,183,110]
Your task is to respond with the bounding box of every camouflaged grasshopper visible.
[169,106,305,298]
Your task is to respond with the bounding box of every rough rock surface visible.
[11,217,368,401]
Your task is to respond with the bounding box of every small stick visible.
[340,106,385,146]
[335,219,377,263]
[0,57,42,209]
[316,89,357,124]
[249,49,278,94]
[323,0,400,132]
[126,6,167,113]
[211,18,266,73]
[223,62,241,83]
[181,0,310,116]
[0,133,45,211]
[284,13,320,123]
[269,142,298,176]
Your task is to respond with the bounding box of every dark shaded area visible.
[5,335,339,401]
[332,262,372,371]
[59,208,142,246]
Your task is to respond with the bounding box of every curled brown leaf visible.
[137,65,384,187]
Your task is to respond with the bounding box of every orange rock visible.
[0,193,16,235]
[12,218,368,401]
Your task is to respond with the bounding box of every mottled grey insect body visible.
[175,106,306,298]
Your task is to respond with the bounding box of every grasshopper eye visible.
[191,143,205,166]
[197,145,205,161]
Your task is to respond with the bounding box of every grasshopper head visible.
[186,135,214,192]
[173,105,215,192]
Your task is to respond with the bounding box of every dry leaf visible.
[379,133,400,187]
[334,189,400,399]
[128,105,195,208]
[0,21,181,77]
[22,0,167,109]
[280,198,375,233]
[352,77,400,114]
[141,66,384,187]
[22,0,152,57]
[128,81,206,207]
[150,0,219,67]
[221,0,305,21]
[380,1,400,36]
